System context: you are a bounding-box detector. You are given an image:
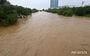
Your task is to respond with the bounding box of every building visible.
[50,0,58,8]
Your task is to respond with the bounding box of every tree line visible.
[45,6,90,17]
[0,0,38,26]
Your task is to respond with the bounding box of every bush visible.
[7,13,18,24]
[32,9,38,13]
[0,10,18,26]
[0,5,18,26]
[85,6,90,14]
[63,9,73,16]
[15,6,32,15]
[0,6,5,19]
[74,7,86,16]
[57,9,65,15]
[0,19,9,26]
[0,0,33,26]
[45,6,90,17]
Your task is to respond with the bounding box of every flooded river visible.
[0,12,90,56]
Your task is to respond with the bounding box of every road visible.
[0,12,90,56]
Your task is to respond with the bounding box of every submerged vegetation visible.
[45,6,90,17]
[0,0,38,26]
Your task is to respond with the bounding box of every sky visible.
[7,0,90,9]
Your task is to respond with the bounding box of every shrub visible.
[0,19,9,26]
[45,6,90,17]
[57,9,64,15]
[7,13,18,24]
[0,0,33,26]
[0,6,5,19]
[0,10,18,26]
[63,9,73,16]
[32,9,38,13]
[74,7,86,16]
[85,6,90,14]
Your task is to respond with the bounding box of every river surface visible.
[0,12,90,56]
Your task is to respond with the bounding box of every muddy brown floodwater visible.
[0,12,90,56]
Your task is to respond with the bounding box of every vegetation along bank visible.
[0,0,38,26]
[45,6,90,17]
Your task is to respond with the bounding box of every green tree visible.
[0,0,7,5]
[32,9,38,13]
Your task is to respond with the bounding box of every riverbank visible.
[0,0,38,26]
[45,6,90,17]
